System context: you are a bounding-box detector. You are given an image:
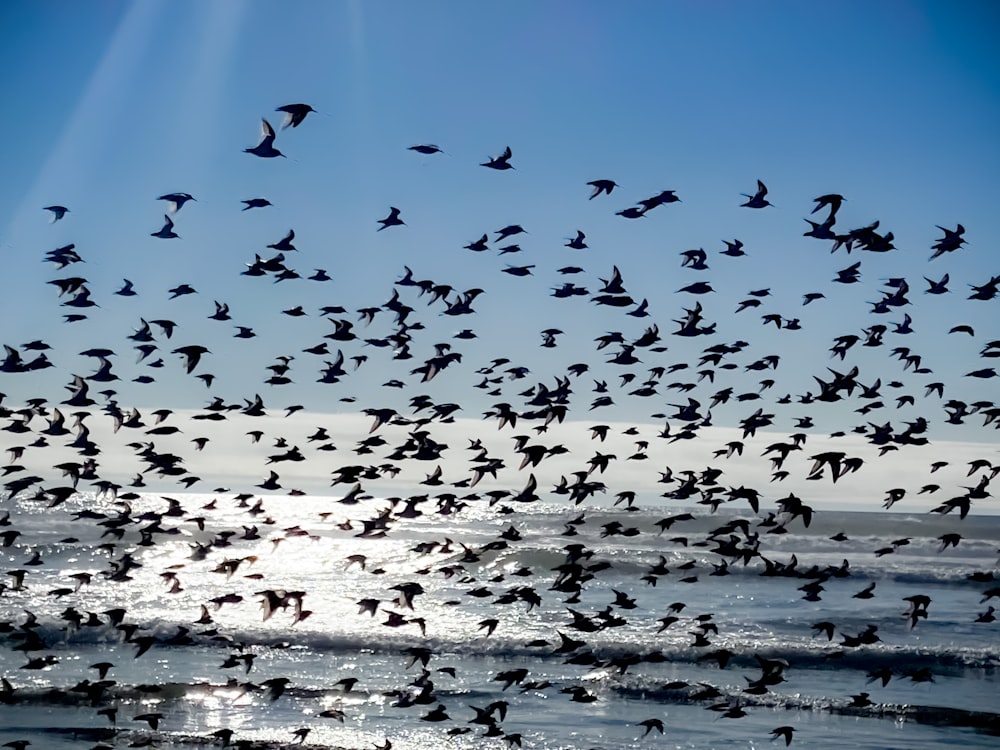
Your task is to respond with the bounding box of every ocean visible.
[1,489,997,749]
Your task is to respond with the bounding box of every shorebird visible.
[378,207,405,231]
[242,197,272,210]
[276,103,315,128]
[150,214,178,239]
[43,205,69,221]
[482,146,514,170]
[157,192,196,213]
[587,179,618,198]
[741,179,772,208]
[245,118,284,157]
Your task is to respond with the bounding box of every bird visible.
[770,726,795,745]
[482,146,514,170]
[587,179,618,198]
[242,198,272,210]
[929,224,965,259]
[268,229,297,252]
[150,214,178,239]
[616,206,647,219]
[378,207,405,231]
[853,582,876,599]
[244,118,284,157]
[720,239,746,257]
[43,205,69,221]
[133,711,163,729]
[276,103,315,128]
[157,192,196,213]
[812,193,844,217]
[565,231,588,250]
[172,345,210,373]
[168,283,196,298]
[741,180,772,208]
[637,718,665,736]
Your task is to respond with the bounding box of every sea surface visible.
[0,490,997,749]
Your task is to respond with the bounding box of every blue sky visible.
[1,1,998,502]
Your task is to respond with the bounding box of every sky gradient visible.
[1,0,998,507]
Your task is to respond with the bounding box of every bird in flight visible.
[276,103,315,128]
[158,193,196,213]
[242,198,272,210]
[587,180,618,199]
[770,726,795,745]
[245,119,284,158]
[482,146,514,170]
[378,207,405,231]
[812,193,844,218]
[44,205,69,221]
[929,224,966,260]
[741,180,772,208]
[172,344,210,373]
[150,214,178,239]
[565,231,588,250]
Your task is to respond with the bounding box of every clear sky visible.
[1,1,998,506]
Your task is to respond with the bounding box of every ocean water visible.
[0,490,997,749]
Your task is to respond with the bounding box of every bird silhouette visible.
[378,207,405,231]
[158,192,196,213]
[150,214,178,239]
[741,180,772,208]
[587,179,618,198]
[242,197,272,210]
[245,118,284,157]
[482,146,514,170]
[43,205,69,221]
[276,103,315,128]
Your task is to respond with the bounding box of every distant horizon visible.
[5,405,998,514]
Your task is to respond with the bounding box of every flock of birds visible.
[1,101,999,749]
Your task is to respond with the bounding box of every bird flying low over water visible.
[770,726,795,745]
